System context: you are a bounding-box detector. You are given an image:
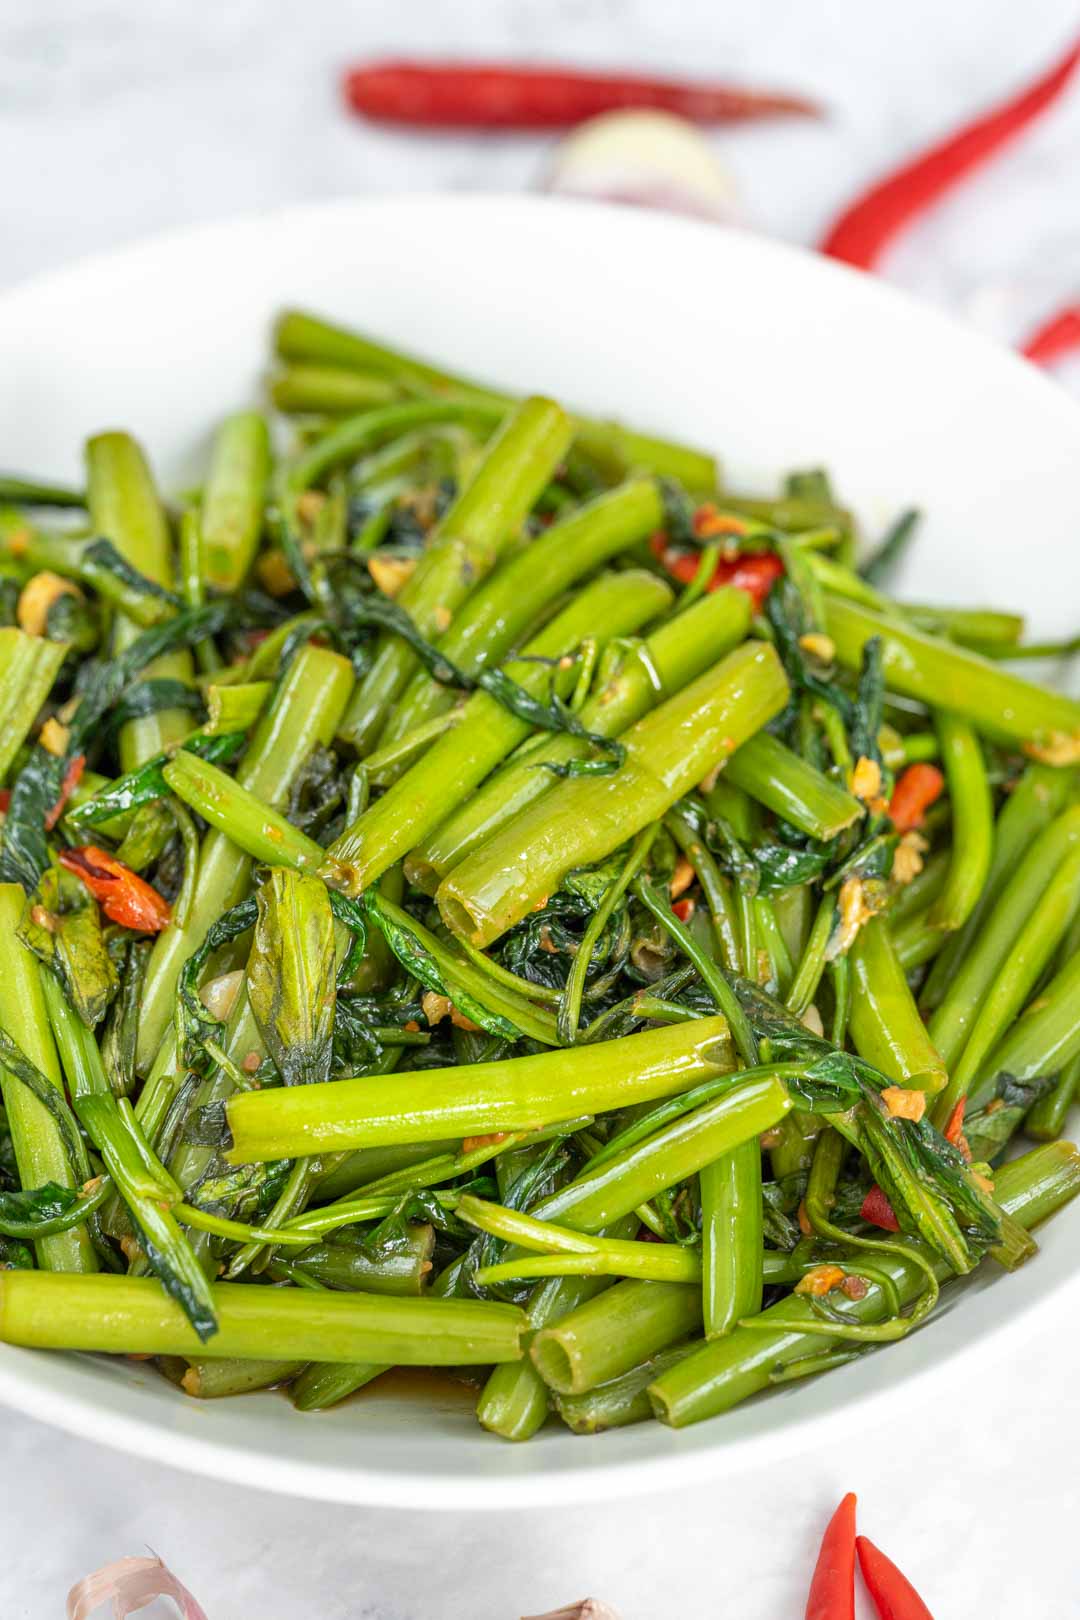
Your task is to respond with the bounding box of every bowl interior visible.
[1,195,1079,1507]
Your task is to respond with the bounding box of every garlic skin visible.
[544,109,738,223]
[522,1603,622,1620]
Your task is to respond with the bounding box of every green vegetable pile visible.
[1,309,1079,1438]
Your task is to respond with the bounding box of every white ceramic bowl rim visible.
[1,193,1079,1509]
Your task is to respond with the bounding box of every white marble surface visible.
[3,1,1080,1614]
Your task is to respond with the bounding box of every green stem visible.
[225,1016,734,1161]
[0,886,96,1273]
[409,586,751,888]
[0,1271,525,1364]
[438,640,789,948]
[200,413,271,592]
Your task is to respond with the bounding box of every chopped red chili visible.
[45,753,86,832]
[649,534,783,612]
[860,1184,901,1233]
[59,845,171,934]
[888,763,945,833]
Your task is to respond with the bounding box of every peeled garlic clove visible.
[522,1604,622,1620]
[544,108,738,222]
[198,966,245,1022]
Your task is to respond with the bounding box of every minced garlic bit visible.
[892,829,928,886]
[850,754,882,803]
[840,1274,870,1301]
[421,990,482,1033]
[368,553,416,598]
[697,761,724,795]
[798,631,836,664]
[795,1263,846,1297]
[881,1085,927,1122]
[198,967,244,1022]
[449,1005,482,1033]
[800,1003,825,1038]
[255,550,296,597]
[828,875,874,959]
[421,991,452,1026]
[39,716,70,756]
[1024,730,1080,767]
[669,854,695,899]
[17,571,82,637]
[295,489,326,527]
[971,1169,995,1194]
[432,604,452,633]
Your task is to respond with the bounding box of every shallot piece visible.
[522,1605,622,1619]
[67,1555,209,1620]
[545,109,738,222]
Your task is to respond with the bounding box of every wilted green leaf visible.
[248,868,336,1086]
[18,863,117,1026]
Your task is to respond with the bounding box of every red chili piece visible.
[821,36,1080,269]
[806,1492,857,1620]
[44,753,86,832]
[59,845,171,934]
[342,61,821,130]
[1022,304,1080,367]
[943,1098,966,1147]
[648,534,783,612]
[672,897,695,923]
[0,789,10,813]
[861,1184,901,1233]
[857,1535,935,1620]
[887,763,945,833]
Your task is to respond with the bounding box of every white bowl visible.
[2,195,1079,1509]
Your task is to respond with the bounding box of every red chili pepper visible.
[821,36,1080,270]
[649,535,783,612]
[0,789,10,813]
[44,753,86,832]
[1022,303,1080,367]
[887,763,945,833]
[806,1493,857,1620]
[59,846,171,934]
[672,897,695,923]
[943,1098,966,1147]
[857,1536,935,1620]
[861,1184,901,1232]
[342,60,822,130]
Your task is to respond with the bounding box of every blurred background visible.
[2,2,1080,1616]
[4,0,1079,384]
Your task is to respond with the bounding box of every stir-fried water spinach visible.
[1,311,1080,1434]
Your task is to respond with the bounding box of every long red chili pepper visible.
[857,1536,936,1620]
[343,60,822,129]
[59,845,171,934]
[805,1492,857,1620]
[821,36,1080,269]
[1022,303,1080,367]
